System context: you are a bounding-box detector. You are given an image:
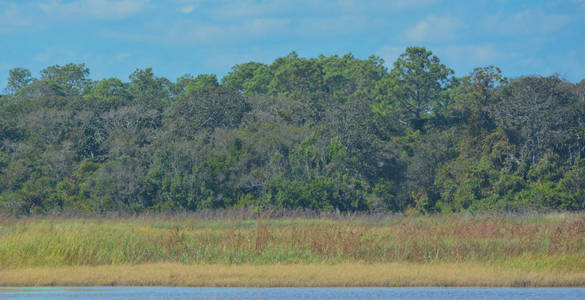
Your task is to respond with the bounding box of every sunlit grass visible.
[1,213,585,286]
[2,263,585,287]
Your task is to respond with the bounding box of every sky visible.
[1,0,585,90]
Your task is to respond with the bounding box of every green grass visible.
[1,213,585,270]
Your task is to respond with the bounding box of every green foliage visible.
[222,62,268,93]
[40,63,90,96]
[5,68,32,94]
[376,47,453,130]
[451,66,506,135]
[83,78,132,111]
[129,68,172,108]
[1,47,584,215]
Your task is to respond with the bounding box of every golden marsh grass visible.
[1,213,585,286]
[2,263,585,287]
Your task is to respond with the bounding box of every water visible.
[1,287,584,300]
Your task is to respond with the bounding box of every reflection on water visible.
[1,287,585,300]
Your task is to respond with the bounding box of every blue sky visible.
[1,0,584,90]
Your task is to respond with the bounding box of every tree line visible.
[1,47,584,215]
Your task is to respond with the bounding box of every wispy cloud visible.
[483,9,573,36]
[180,4,195,13]
[403,16,461,43]
[99,30,155,43]
[210,0,438,19]
[294,15,373,38]
[115,53,132,62]
[375,45,405,67]
[38,0,149,19]
[33,47,77,63]
[175,17,292,44]
[433,44,510,72]
[0,2,35,33]
[334,0,438,12]
[210,1,290,18]
[0,0,150,35]
[101,17,293,45]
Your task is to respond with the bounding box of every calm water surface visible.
[1,287,584,299]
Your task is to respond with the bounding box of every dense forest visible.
[1,47,584,215]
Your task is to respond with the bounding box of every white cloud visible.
[0,2,35,33]
[38,0,149,20]
[483,9,573,36]
[99,27,160,43]
[210,0,438,19]
[403,16,461,43]
[375,45,405,67]
[334,0,438,12]
[294,15,372,38]
[434,44,511,73]
[115,53,132,62]
[180,5,195,13]
[210,1,291,18]
[0,0,149,31]
[100,17,292,45]
[184,17,292,43]
[33,47,77,64]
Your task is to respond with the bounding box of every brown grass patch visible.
[2,263,585,287]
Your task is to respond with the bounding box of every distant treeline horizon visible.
[1,47,584,215]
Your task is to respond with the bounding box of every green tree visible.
[320,53,386,101]
[221,62,267,92]
[186,74,219,94]
[129,68,172,108]
[83,78,132,111]
[377,47,453,129]
[40,63,90,96]
[452,66,507,134]
[268,52,324,97]
[501,76,575,165]
[5,68,33,94]
[171,87,250,136]
[577,79,585,103]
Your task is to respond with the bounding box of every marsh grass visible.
[3,263,585,287]
[1,212,585,270]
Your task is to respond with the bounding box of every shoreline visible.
[2,263,585,288]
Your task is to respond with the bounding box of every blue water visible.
[0,287,584,299]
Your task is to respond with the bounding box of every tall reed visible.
[1,213,584,269]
